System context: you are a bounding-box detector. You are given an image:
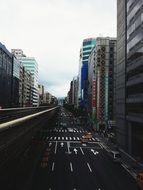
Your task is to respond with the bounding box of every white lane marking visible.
[80,147,84,155]
[66,137,68,140]
[62,130,64,132]
[73,148,78,154]
[70,162,73,172]
[67,142,72,154]
[46,137,49,140]
[77,137,80,140]
[54,137,56,140]
[52,162,55,171]
[58,137,60,140]
[62,137,64,140]
[49,142,52,147]
[59,130,61,132]
[92,138,95,141]
[99,143,104,149]
[87,163,92,172]
[79,130,82,133]
[49,188,52,190]
[60,142,64,147]
[54,142,57,154]
[73,137,76,140]
[65,130,67,132]
[69,137,72,140]
[50,137,53,140]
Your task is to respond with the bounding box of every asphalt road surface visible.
[27,107,139,190]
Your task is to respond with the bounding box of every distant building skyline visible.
[12,49,39,106]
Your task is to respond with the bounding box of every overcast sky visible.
[0,0,116,98]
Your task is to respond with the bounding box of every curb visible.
[121,163,137,179]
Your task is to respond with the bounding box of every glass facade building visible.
[79,38,96,108]
[0,43,13,108]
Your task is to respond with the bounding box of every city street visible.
[27,109,139,190]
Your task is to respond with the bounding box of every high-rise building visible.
[11,55,21,107]
[21,57,39,106]
[88,37,116,131]
[19,66,33,107]
[0,43,13,108]
[78,38,96,108]
[38,84,44,105]
[126,0,143,157]
[43,92,55,105]
[116,0,127,152]
[116,0,143,159]
[12,49,39,106]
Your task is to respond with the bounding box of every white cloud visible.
[0,0,116,97]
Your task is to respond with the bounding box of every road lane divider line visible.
[67,141,72,154]
[87,163,92,172]
[52,162,55,171]
[70,162,73,172]
[54,142,57,154]
[80,147,84,155]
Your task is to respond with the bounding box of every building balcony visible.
[127,73,143,86]
[126,93,143,103]
[126,113,143,123]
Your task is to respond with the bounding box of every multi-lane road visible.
[27,107,139,190]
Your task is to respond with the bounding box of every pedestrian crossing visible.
[48,128,86,133]
[46,136,96,142]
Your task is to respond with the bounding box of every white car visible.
[67,128,74,132]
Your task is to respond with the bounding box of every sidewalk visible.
[95,133,143,179]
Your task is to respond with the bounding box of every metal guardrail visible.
[0,106,52,111]
[0,105,56,124]
[0,106,59,133]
